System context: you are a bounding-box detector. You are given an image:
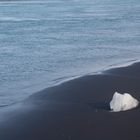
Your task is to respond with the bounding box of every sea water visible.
[0,0,140,106]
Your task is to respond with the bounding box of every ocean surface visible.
[0,0,140,106]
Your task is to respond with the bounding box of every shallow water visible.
[0,0,140,106]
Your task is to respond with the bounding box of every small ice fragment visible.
[110,92,139,112]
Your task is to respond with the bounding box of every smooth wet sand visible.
[0,62,140,140]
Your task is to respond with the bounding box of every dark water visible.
[0,0,140,106]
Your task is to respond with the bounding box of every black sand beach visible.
[1,62,140,140]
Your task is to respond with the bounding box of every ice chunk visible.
[110,92,139,112]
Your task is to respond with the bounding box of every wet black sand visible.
[1,62,140,140]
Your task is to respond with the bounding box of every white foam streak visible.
[0,1,60,4]
[0,17,40,22]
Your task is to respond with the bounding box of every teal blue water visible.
[0,0,140,106]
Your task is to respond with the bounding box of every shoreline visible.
[0,59,139,108]
[0,61,140,140]
[53,59,140,87]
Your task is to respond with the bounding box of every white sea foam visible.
[0,17,40,22]
[0,1,56,4]
[102,59,140,73]
[110,92,139,112]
